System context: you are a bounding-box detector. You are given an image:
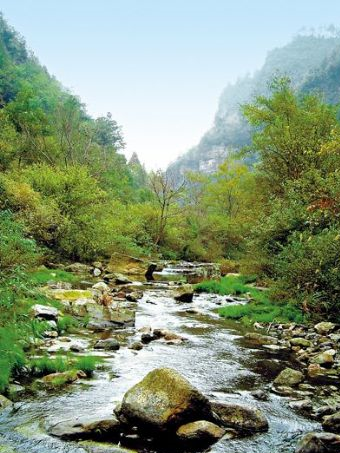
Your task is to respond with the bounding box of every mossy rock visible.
[116,368,212,432]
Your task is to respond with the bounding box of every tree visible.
[149,170,185,246]
[243,78,338,193]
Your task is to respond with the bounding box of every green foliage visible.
[57,316,79,334]
[29,268,78,285]
[30,355,100,377]
[196,275,258,296]
[219,300,304,324]
[196,275,304,324]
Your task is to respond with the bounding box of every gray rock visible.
[48,415,121,441]
[31,304,59,321]
[128,342,143,351]
[296,432,340,453]
[116,367,212,431]
[211,401,269,433]
[94,338,120,351]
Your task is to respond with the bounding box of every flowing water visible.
[0,265,320,453]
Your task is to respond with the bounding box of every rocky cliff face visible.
[168,33,340,178]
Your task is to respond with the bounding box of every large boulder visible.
[322,412,340,433]
[176,420,225,445]
[173,285,194,303]
[116,368,212,432]
[48,415,121,441]
[211,402,268,434]
[296,432,340,453]
[274,368,304,386]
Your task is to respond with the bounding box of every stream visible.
[0,264,320,453]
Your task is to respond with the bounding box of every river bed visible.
[0,270,320,453]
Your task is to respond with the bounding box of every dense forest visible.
[1,12,340,423]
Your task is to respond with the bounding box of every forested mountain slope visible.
[168,33,340,177]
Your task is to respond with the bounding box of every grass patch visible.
[196,275,304,324]
[30,355,101,377]
[28,268,79,286]
[57,315,79,334]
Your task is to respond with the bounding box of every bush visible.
[275,228,340,318]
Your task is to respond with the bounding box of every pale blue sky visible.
[1,0,340,168]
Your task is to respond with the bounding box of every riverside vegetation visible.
[1,14,340,452]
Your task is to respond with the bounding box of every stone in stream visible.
[322,411,340,433]
[128,341,143,351]
[94,338,120,351]
[274,368,304,386]
[210,402,269,434]
[48,415,121,441]
[296,432,340,453]
[173,284,194,303]
[176,420,226,445]
[115,368,213,432]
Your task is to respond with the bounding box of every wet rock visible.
[176,420,225,446]
[128,342,143,351]
[322,412,340,433]
[274,368,304,386]
[141,333,156,344]
[153,329,185,342]
[173,284,194,303]
[126,291,143,302]
[314,405,340,419]
[48,415,121,441]
[42,370,85,385]
[251,389,269,401]
[0,395,13,412]
[244,332,278,346]
[289,399,313,412]
[145,263,157,280]
[211,402,268,434]
[314,322,336,335]
[31,304,59,321]
[116,367,212,431]
[94,338,120,351]
[296,432,340,452]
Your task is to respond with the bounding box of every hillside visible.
[168,33,340,177]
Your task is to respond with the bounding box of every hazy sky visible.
[1,1,340,168]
